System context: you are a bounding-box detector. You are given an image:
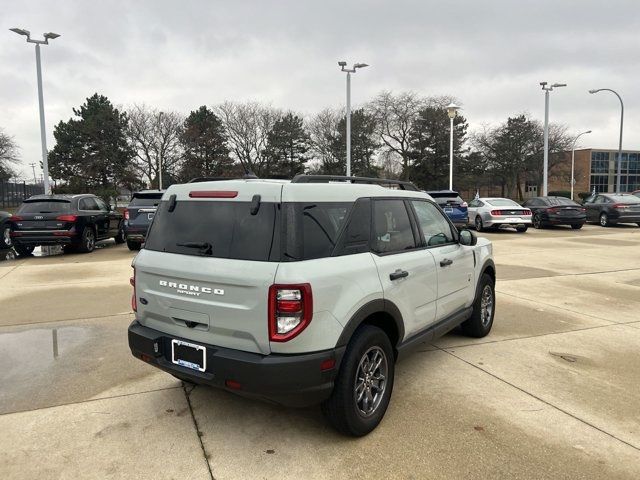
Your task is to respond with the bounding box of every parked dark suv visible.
[521,196,586,229]
[9,194,124,255]
[425,190,468,228]
[124,190,163,251]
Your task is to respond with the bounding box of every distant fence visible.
[0,181,44,209]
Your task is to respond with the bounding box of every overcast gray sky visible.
[2,0,639,180]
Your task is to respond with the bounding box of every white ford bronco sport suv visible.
[128,175,496,436]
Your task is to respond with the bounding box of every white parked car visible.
[467,197,532,232]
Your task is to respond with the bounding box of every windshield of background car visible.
[608,195,640,203]
[145,200,278,261]
[547,197,580,206]
[487,199,520,207]
[130,194,163,207]
[427,193,464,205]
[18,200,71,214]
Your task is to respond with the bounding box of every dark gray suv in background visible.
[124,190,164,250]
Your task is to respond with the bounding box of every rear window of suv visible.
[18,200,71,214]
[130,193,163,207]
[145,200,278,261]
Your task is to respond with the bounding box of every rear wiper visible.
[176,242,213,255]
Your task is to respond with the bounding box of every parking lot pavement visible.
[0,224,639,479]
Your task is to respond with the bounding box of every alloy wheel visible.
[475,216,483,232]
[86,229,95,250]
[480,284,494,326]
[600,213,608,227]
[354,346,388,417]
[2,226,11,247]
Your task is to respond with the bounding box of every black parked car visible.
[521,196,586,229]
[583,193,640,227]
[8,194,125,255]
[124,190,163,251]
[1,210,11,250]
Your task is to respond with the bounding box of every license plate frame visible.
[171,339,207,372]
[444,207,454,213]
[506,217,521,223]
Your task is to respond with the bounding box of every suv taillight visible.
[268,284,312,342]
[130,268,137,312]
[56,215,77,222]
[461,201,468,208]
[124,209,130,220]
[9,215,23,222]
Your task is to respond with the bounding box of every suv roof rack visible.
[189,172,258,183]
[291,174,419,191]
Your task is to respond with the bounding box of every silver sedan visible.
[467,197,532,232]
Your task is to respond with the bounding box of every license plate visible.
[147,213,155,220]
[171,339,206,372]
[507,217,520,222]
[444,207,453,213]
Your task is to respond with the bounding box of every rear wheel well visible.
[358,312,400,358]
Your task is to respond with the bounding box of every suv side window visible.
[411,200,455,246]
[333,198,371,257]
[371,199,416,254]
[94,198,109,212]
[80,197,100,211]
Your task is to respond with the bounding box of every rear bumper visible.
[128,321,344,407]
[546,214,586,225]
[124,227,147,242]
[11,232,78,246]
[485,218,532,227]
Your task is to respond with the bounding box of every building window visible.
[590,151,609,174]
[589,175,609,193]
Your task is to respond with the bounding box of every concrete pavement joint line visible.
[0,385,182,417]
[0,263,23,280]
[435,321,621,350]
[182,383,215,480]
[496,290,626,325]
[497,265,640,281]
[0,311,133,329]
[436,346,640,452]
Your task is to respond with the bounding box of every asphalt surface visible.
[0,224,639,479]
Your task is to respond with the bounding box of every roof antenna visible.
[243,170,258,179]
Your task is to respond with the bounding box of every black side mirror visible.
[459,229,477,246]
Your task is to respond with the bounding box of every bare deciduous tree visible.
[367,91,425,179]
[215,101,281,176]
[127,105,184,188]
[0,128,20,180]
[307,108,341,174]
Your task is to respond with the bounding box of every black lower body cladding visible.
[128,321,345,407]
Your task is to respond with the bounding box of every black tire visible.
[599,212,609,227]
[1,224,11,249]
[474,216,484,232]
[78,227,96,253]
[127,240,141,251]
[571,223,583,230]
[114,222,126,244]
[516,226,528,233]
[321,325,395,437]
[14,245,35,257]
[637,223,640,227]
[460,273,495,338]
[532,214,544,229]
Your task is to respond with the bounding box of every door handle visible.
[389,269,409,281]
[440,258,453,267]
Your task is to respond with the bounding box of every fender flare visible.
[335,299,405,348]
[475,258,496,299]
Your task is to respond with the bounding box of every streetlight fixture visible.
[540,82,566,196]
[588,88,624,192]
[446,103,461,190]
[338,61,368,177]
[570,130,592,200]
[10,27,61,195]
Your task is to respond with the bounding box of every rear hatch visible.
[133,181,283,354]
[428,191,468,219]
[125,191,164,233]
[11,199,75,233]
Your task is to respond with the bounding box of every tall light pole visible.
[446,103,460,190]
[338,61,368,177]
[570,130,591,200]
[588,88,624,192]
[10,28,60,195]
[540,82,566,196]
[158,111,164,190]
